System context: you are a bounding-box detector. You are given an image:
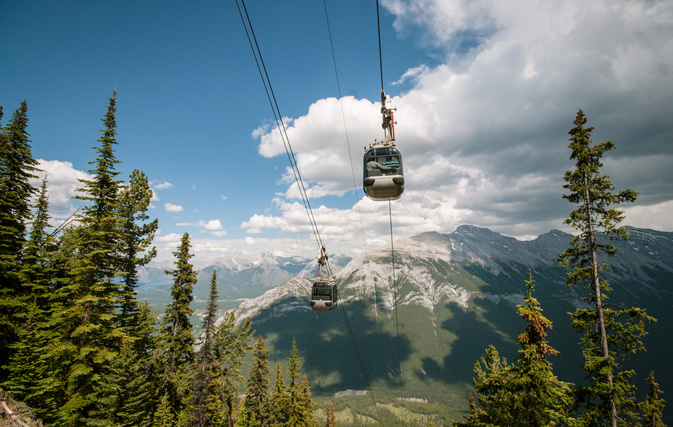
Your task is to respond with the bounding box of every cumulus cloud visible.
[153,181,174,190]
[165,203,184,213]
[175,219,228,237]
[246,0,673,248]
[198,219,227,237]
[29,159,91,221]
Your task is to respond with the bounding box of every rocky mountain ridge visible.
[220,225,672,425]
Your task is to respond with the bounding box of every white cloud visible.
[29,159,91,220]
[165,203,184,212]
[198,219,227,237]
[153,181,174,190]
[156,233,183,243]
[175,219,228,237]
[247,0,673,249]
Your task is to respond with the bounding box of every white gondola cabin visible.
[310,280,337,312]
[363,145,404,201]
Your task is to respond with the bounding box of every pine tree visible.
[117,169,158,329]
[40,91,128,425]
[85,335,154,427]
[325,405,336,427]
[188,271,225,427]
[466,345,516,425]
[284,339,318,427]
[0,100,40,381]
[0,100,39,258]
[269,362,288,427]
[454,271,574,427]
[241,336,271,427]
[117,303,160,427]
[159,232,197,420]
[641,372,666,427]
[298,375,319,427]
[215,312,254,426]
[3,176,55,406]
[153,393,176,427]
[510,271,575,426]
[558,109,654,427]
[452,393,495,427]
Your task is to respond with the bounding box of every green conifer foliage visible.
[3,176,55,407]
[117,169,158,329]
[325,405,336,427]
[188,271,224,427]
[162,232,197,370]
[269,362,288,427]
[454,272,574,426]
[241,336,271,427]
[84,336,154,427]
[153,393,176,427]
[641,372,666,427]
[511,271,575,426]
[39,91,129,425]
[215,312,253,426]
[283,339,319,427]
[558,109,653,427]
[0,101,40,380]
[0,100,39,258]
[159,232,197,419]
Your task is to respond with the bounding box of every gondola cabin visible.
[310,280,337,312]
[363,145,404,201]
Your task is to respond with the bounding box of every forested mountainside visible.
[225,225,673,424]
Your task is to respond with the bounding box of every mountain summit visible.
[227,226,672,421]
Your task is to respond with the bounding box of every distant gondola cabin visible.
[363,145,404,201]
[310,280,337,312]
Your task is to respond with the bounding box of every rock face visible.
[225,226,673,408]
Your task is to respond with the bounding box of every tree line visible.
[452,110,666,427]
[0,93,330,426]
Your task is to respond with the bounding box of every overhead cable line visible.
[376,0,386,92]
[388,200,402,388]
[320,0,375,285]
[375,0,404,388]
[235,0,325,257]
[236,0,378,411]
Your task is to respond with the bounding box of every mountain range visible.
[220,225,673,424]
[135,225,672,424]
[136,251,352,322]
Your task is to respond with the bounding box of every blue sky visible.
[2,0,673,263]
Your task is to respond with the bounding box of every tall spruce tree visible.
[641,372,666,427]
[215,311,253,426]
[510,271,575,426]
[0,100,39,259]
[188,270,224,427]
[284,339,318,427]
[0,101,40,380]
[159,232,197,420]
[241,336,271,427]
[36,91,129,425]
[3,176,55,406]
[558,109,654,427]
[454,271,574,426]
[269,362,288,427]
[117,169,158,329]
[325,406,336,427]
